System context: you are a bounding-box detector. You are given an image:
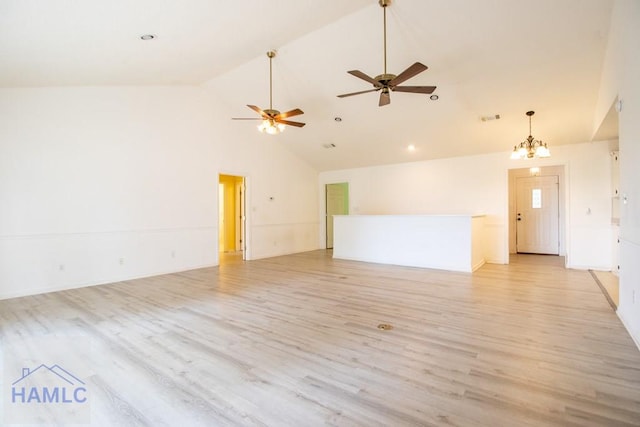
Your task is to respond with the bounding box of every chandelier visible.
[511,110,550,159]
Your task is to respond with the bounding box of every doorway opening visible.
[325,183,349,249]
[508,166,565,258]
[219,174,246,264]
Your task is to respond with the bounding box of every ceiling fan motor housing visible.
[263,109,280,118]
[375,73,397,86]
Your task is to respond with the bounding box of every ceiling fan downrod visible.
[267,50,276,111]
[380,0,390,75]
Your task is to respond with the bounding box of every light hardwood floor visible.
[593,270,620,308]
[1,251,639,426]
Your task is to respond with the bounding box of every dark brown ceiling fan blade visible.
[247,104,269,118]
[347,70,383,87]
[388,62,428,87]
[392,85,437,94]
[276,119,306,128]
[337,88,381,98]
[379,90,391,107]
[275,108,304,120]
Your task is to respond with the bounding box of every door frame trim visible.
[325,182,350,249]
[507,165,566,261]
[320,181,350,249]
[218,172,250,261]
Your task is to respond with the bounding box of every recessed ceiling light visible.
[429,94,439,101]
[140,34,156,40]
[407,144,416,152]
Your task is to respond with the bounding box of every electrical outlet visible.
[119,258,124,265]
[171,251,176,258]
[59,264,65,271]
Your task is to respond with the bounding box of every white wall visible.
[0,86,319,299]
[333,214,484,272]
[595,0,640,348]
[200,85,320,261]
[563,141,617,271]
[319,141,614,269]
[321,153,508,263]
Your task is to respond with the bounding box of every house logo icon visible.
[11,364,88,404]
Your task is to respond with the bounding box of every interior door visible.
[326,183,349,249]
[516,175,559,254]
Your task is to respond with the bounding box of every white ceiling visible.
[1,0,614,171]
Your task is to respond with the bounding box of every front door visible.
[516,175,559,254]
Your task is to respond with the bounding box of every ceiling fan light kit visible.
[336,0,437,106]
[232,50,305,135]
[258,119,286,135]
[511,111,551,159]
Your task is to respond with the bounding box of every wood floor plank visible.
[1,250,639,426]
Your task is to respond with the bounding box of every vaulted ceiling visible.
[1,0,614,170]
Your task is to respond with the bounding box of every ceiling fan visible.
[232,50,305,134]
[337,0,436,106]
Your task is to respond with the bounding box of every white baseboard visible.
[0,262,216,301]
[618,310,640,352]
